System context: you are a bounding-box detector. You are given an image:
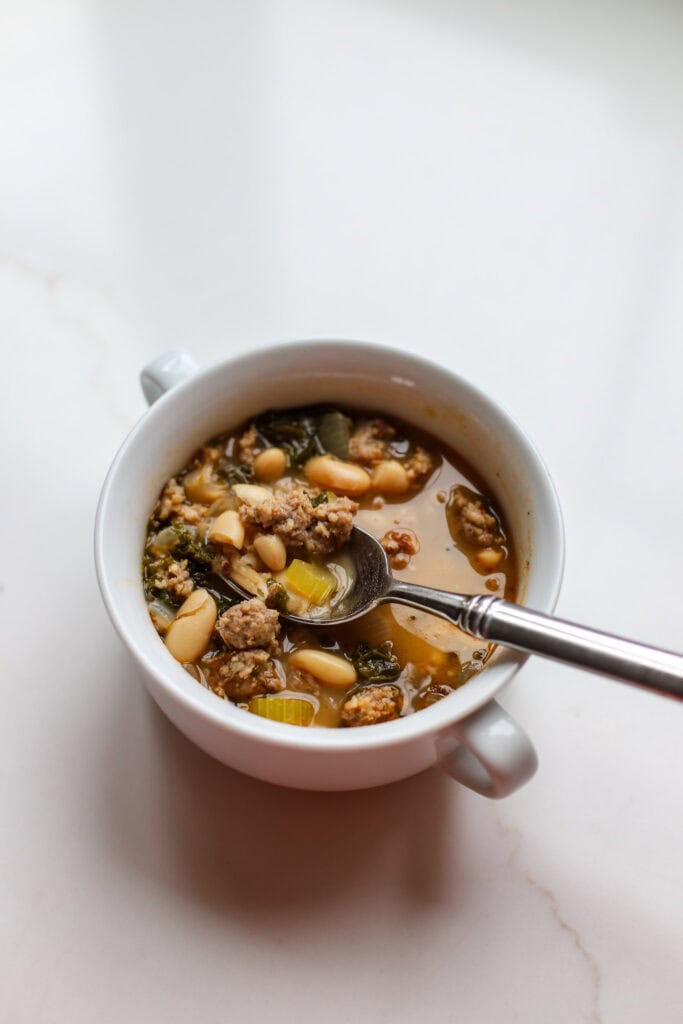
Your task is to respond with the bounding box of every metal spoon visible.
[230,527,683,699]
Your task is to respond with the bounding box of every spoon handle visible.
[386,583,683,698]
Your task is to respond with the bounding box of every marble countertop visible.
[2,2,682,1021]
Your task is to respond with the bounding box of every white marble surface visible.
[2,2,682,1021]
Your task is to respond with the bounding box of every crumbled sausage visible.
[148,558,194,600]
[165,560,194,599]
[381,529,420,570]
[216,598,280,652]
[348,419,395,466]
[238,485,358,558]
[403,446,434,484]
[154,478,205,525]
[156,478,185,518]
[175,504,206,525]
[448,487,503,548]
[204,649,284,700]
[237,424,261,464]
[340,685,403,726]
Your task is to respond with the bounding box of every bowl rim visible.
[94,337,565,752]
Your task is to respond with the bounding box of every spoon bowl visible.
[266,527,399,625]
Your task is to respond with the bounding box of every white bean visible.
[475,547,504,571]
[370,459,410,495]
[304,455,371,497]
[233,483,273,505]
[184,464,226,504]
[165,589,217,663]
[208,510,245,549]
[289,649,357,688]
[253,447,287,482]
[253,533,287,572]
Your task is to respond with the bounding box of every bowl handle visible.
[140,350,199,405]
[436,700,538,798]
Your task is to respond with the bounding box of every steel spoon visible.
[226,527,683,698]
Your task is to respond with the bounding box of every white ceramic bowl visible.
[95,341,564,796]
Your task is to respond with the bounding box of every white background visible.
[1,2,682,1021]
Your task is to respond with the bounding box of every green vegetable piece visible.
[249,696,314,726]
[168,525,218,572]
[309,492,328,508]
[318,410,351,458]
[352,641,401,683]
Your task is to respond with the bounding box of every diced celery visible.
[284,559,337,605]
[249,696,314,726]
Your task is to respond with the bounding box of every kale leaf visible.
[169,525,218,573]
[352,641,401,683]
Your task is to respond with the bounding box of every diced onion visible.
[148,526,180,555]
[230,558,269,599]
[303,550,357,620]
[147,598,176,632]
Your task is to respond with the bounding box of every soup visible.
[142,407,517,727]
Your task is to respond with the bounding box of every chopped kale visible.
[253,408,323,465]
[145,585,184,608]
[309,492,329,508]
[352,641,401,683]
[143,569,167,603]
[169,525,218,573]
[216,460,255,485]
